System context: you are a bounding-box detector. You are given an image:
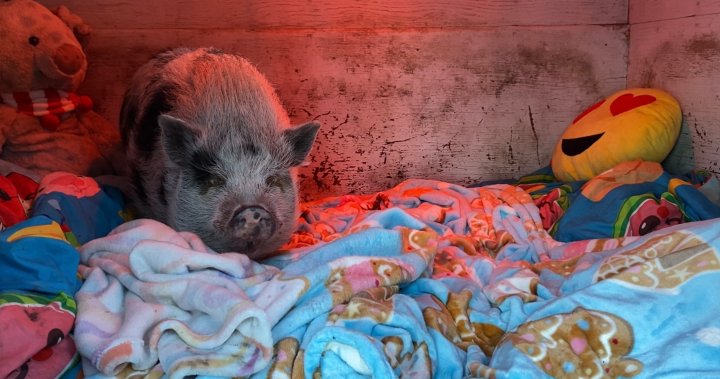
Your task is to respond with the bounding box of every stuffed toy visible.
[0,0,122,178]
[520,88,720,242]
[0,172,38,230]
[551,88,682,182]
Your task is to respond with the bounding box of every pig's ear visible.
[158,114,201,164]
[284,122,320,166]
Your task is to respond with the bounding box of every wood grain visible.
[38,0,627,30]
[630,0,720,24]
[30,0,630,199]
[77,26,627,199]
[628,13,720,175]
[27,0,720,198]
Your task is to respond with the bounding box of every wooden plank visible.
[630,0,720,24]
[79,26,627,199]
[628,13,720,175]
[37,0,627,30]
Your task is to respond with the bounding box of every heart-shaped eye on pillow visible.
[551,88,682,182]
[610,93,657,116]
[573,99,606,124]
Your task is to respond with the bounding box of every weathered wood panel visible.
[39,0,627,30]
[628,12,720,175]
[77,26,626,199]
[630,0,720,24]
[33,0,628,199]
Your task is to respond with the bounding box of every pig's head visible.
[158,113,320,259]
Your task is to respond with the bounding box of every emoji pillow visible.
[551,88,682,182]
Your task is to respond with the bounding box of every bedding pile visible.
[0,172,125,378]
[2,162,720,378]
[515,160,720,241]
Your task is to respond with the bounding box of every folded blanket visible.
[76,219,276,378]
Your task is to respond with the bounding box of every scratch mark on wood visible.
[386,137,415,145]
[441,132,462,154]
[332,114,350,131]
[508,143,516,165]
[313,110,331,121]
[528,105,540,165]
[495,72,518,98]
[693,122,708,142]
[385,131,430,145]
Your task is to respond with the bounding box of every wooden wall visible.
[39,0,629,200]
[629,0,720,176]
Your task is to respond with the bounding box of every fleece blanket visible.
[71,171,720,378]
[3,163,720,378]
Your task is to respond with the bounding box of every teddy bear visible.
[0,0,122,179]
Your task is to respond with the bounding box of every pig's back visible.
[119,47,290,161]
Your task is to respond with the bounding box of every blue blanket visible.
[3,168,720,378]
[73,177,720,378]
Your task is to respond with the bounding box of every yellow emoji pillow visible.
[551,88,682,182]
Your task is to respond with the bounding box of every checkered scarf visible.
[0,89,92,130]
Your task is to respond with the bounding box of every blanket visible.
[3,163,720,378]
[0,172,125,378]
[72,175,720,378]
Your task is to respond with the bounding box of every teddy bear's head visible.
[0,0,90,93]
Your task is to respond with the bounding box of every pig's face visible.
[158,114,320,259]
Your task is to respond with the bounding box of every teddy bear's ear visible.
[53,5,92,49]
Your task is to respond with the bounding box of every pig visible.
[119,47,320,259]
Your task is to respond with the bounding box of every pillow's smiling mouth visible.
[561,133,605,156]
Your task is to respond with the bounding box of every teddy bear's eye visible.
[28,36,40,46]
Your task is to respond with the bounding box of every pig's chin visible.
[205,230,285,260]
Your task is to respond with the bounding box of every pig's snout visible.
[230,206,276,250]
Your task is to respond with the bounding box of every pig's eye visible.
[205,175,225,188]
[265,175,285,190]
